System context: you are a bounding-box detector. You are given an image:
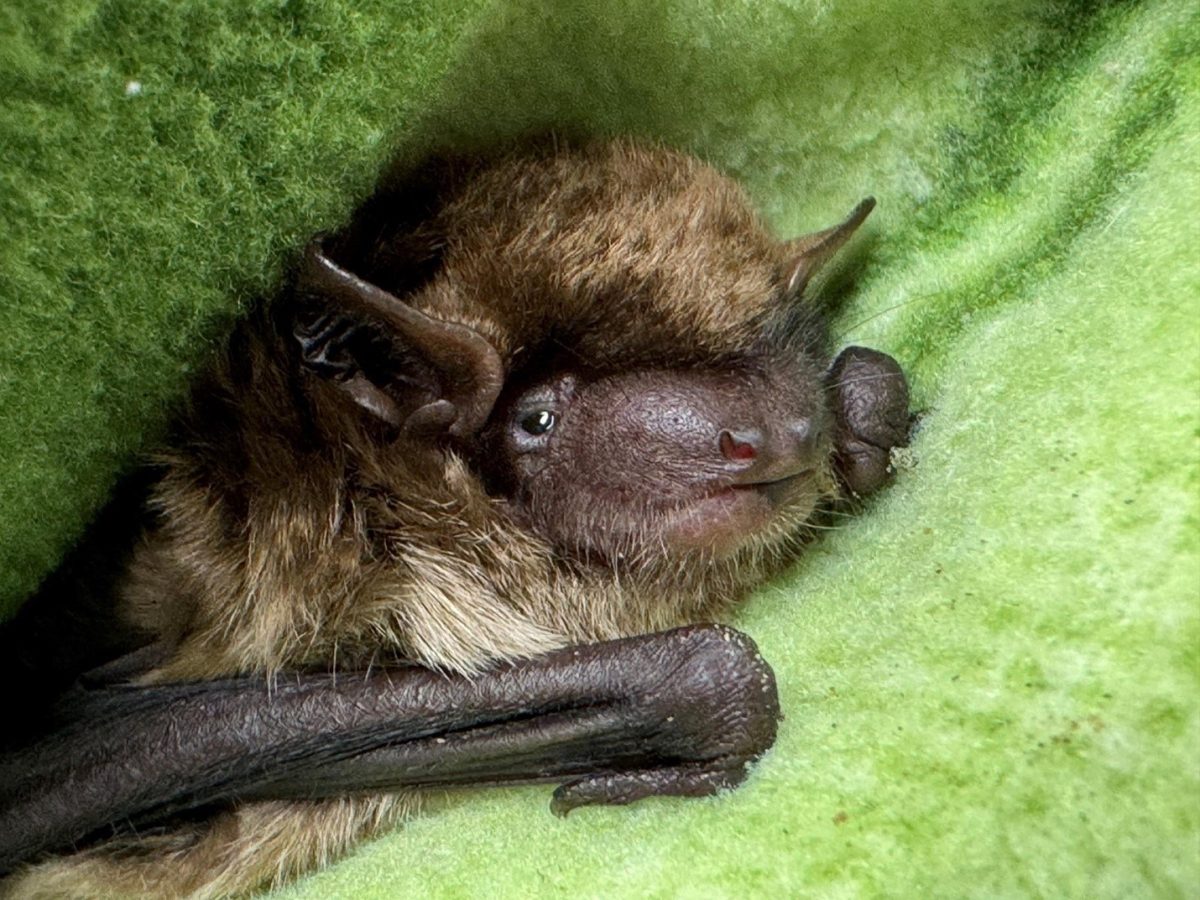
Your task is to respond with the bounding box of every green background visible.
[1,1,1196,896]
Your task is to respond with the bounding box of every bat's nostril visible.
[719,429,761,462]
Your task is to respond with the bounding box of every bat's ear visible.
[294,242,504,440]
[783,198,876,299]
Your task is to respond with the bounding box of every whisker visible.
[833,290,945,342]
[796,520,845,532]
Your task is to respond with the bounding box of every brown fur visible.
[4,139,846,898]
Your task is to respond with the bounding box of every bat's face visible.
[482,356,836,563]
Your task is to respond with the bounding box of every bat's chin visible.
[663,472,821,557]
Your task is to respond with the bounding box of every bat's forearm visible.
[0,625,778,873]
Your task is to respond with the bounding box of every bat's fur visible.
[4,139,850,898]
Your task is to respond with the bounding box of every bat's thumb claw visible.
[550,782,585,818]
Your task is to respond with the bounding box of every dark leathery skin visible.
[827,346,910,496]
[0,625,778,873]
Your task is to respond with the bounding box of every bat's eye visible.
[520,410,556,436]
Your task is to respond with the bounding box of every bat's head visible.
[293,141,895,596]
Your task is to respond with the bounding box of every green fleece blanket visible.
[2,1,1196,896]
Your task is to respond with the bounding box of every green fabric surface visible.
[2,1,1197,897]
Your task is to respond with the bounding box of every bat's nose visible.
[719,417,824,483]
[719,428,762,462]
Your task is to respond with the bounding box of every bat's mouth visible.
[754,469,816,506]
[662,470,820,555]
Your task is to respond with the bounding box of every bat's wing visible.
[0,625,778,874]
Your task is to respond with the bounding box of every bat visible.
[0,138,910,897]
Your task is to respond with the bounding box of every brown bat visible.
[0,139,909,897]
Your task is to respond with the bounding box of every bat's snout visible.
[719,416,826,486]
